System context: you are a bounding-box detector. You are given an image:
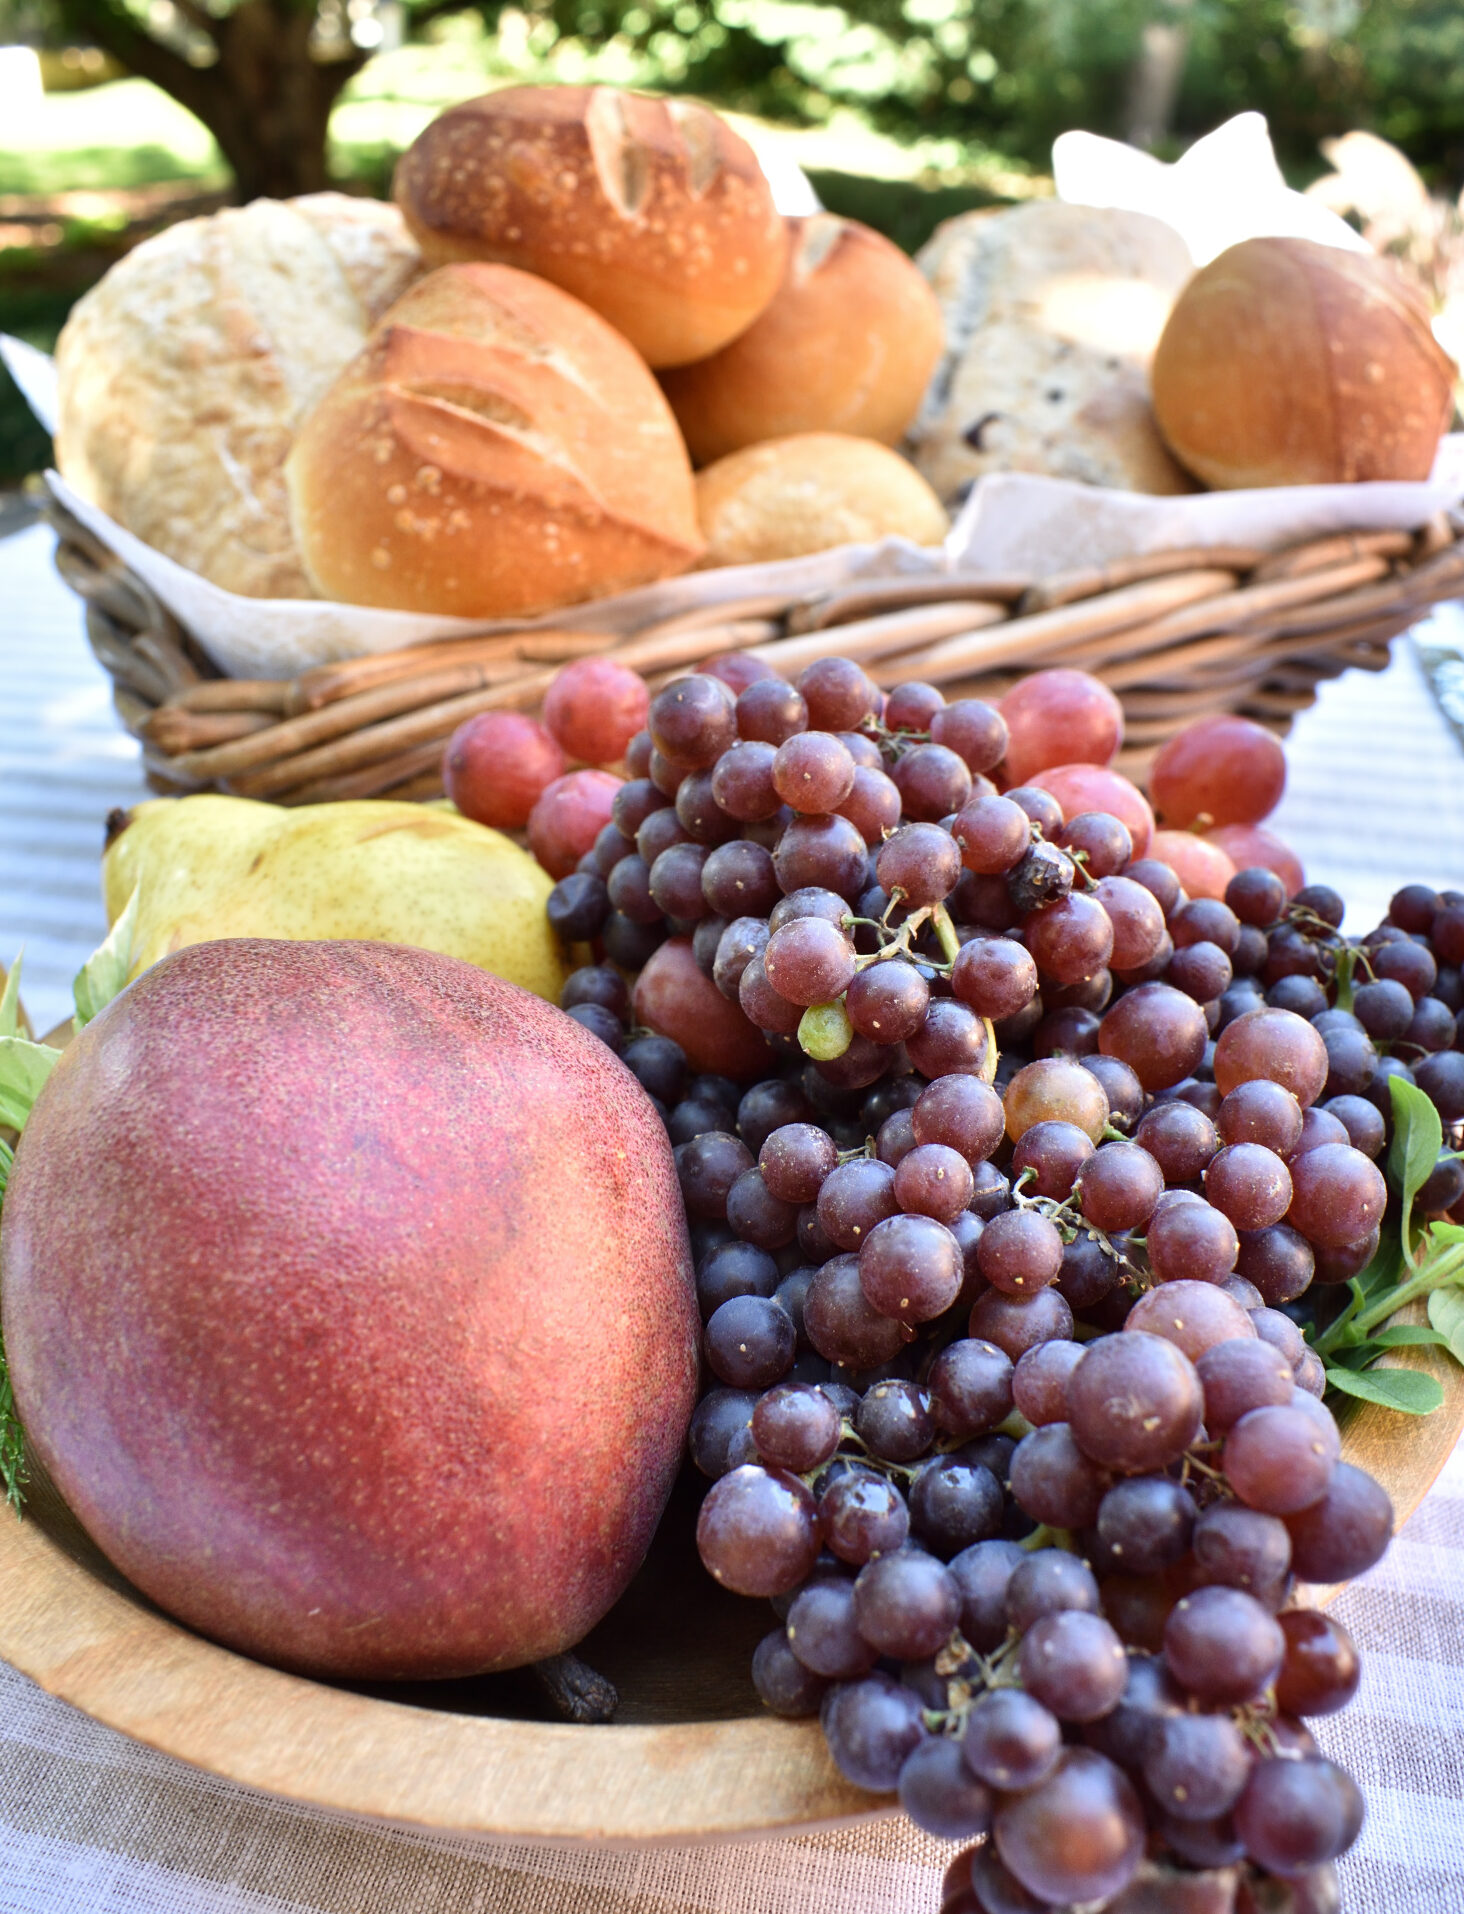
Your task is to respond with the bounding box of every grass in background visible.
[0,78,227,196]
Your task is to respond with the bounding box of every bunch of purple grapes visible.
[541,654,1464,1911]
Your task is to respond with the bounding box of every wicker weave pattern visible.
[47,498,1464,804]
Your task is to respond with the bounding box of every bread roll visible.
[909,202,1195,504]
[695,434,948,567]
[393,85,787,368]
[660,214,944,464]
[54,195,423,599]
[1152,236,1457,488]
[285,263,703,617]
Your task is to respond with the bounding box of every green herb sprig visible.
[1313,1075,1464,1415]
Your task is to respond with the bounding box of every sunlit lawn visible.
[0,78,228,195]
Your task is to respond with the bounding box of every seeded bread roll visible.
[285,262,704,618]
[393,84,787,368]
[660,214,945,464]
[694,434,949,567]
[54,195,423,599]
[909,201,1196,504]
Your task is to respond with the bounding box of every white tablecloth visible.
[2,518,1463,1912]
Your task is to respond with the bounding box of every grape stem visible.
[1017,1523,1072,1552]
[847,899,955,979]
[1288,905,1344,943]
[921,1630,1025,1733]
[979,1017,999,1084]
[1331,943,1360,1014]
[1179,1449,1228,1492]
[1009,1179,1149,1286]
[1234,1696,1283,1759]
[930,902,961,968]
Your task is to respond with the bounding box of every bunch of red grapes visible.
[451,651,1464,1914]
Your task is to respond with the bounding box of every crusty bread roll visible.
[54,195,423,599]
[909,202,1195,504]
[1152,236,1457,488]
[285,263,704,617]
[393,85,786,368]
[659,214,945,464]
[694,434,948,566]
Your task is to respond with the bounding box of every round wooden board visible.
[0,1327,1458,1845]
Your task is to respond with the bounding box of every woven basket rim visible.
[46,495,1464,806]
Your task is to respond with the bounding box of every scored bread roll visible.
[54,195,423,599]
[393,85,787,368]
[1152,236,1457,488]
[660,214,945,465]
[285,263,704,618]
[695,434,949,567]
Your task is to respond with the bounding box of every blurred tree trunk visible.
[1124,0,1195,152]
[53,0,369,201]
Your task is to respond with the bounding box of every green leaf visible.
[1390,1074,1445,1252]
[1429,1287,1464,1367]
[0,1035,59,1133]
[1327,1340,1384,1370]
[0,955,21,1040]
[1427,1222,1464,1248]
[0,1137,11,1201]
[1325,1365,1445,1415]
[72,886,141,1030]
[0,1331,26,1514]
[1372,1323,1450,1348]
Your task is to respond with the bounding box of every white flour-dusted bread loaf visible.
[908,201,1196,505]
[54,195,423,599]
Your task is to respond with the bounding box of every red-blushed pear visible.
[0,939,698,1681]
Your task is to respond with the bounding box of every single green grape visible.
[800,998,853,1061]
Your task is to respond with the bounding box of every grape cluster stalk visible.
[536,655,1462,1913]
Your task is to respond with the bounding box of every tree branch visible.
[53,0,219,121]
[168,0,220,41]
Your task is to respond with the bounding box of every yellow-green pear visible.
[102,796,567,1002]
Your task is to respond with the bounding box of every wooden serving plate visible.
[0,1332,1458,1844]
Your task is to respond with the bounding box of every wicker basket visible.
[49,496,1464,804]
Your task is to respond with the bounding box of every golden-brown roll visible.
[660,214,945,464]
[694,434,949,566]
[393,85,787,368]
[1152,236,1457,488]
[285,263,704,617]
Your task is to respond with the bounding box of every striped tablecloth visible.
[2,516,1463,1913]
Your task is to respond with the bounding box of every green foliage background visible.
[5,0,1464,181]
[487,0,1464,181]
